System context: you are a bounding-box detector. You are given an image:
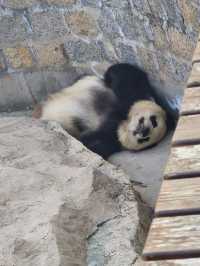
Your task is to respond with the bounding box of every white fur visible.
[118,100,167,150]
[40,75,116,138]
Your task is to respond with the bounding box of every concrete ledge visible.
[0,67,79,112]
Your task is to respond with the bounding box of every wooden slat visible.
[187,63,200,87]
[164,145,200,179]
[140,258,200,265]
[192,41,200,64]
[142,36,200,265]
[172,115,200,146]
[181,87,200,115]
[143,215,200,260]
[155,178,200,216]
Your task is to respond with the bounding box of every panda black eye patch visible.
[150,115,158,128]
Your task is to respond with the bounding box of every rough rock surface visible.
[0,117,150,266]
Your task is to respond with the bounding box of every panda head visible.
[118,100,167,151]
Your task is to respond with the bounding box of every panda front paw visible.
[80,131,101,147]
[80,132,108,158]
[80,131,120,159]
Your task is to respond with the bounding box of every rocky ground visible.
[0,116,152,266]
[0,111,173,265]
[0,110,173,208]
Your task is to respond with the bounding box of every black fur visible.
[92,89,117,116]
[104,63,178,128]
[80,128,121,159]
[80,107,124,159]
[73,117,89,134]
[104,63,154,113]
[81,63,177,159]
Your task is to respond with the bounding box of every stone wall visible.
[0,0,199,111]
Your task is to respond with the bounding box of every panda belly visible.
[41,94,103,138]
[41,85,117,139]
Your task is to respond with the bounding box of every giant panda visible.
[32,75,123,150]
[80,63,177,156]
[33,63,176,159]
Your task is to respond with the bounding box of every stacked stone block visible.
[0,0,199,111]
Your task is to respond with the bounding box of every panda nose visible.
[142,127,150,137]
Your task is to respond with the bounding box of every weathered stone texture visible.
[0,15,28,48]
[30,10,69,40]
[63,39,116,64]
[137,47,159,81]
[98,8,122,40]
[0,0,199,110]
[0,118,150,265]
[32,40,67,67]
[66,10,99,37]
[0,51,6,72]
[45,0,77,5]
[0,73,34,111]
[192,41,200,63]
[167,28,195,60]
[81,0,101,8]
[152,24,169,50]
[115,42,139,65]
[178,0,200,28]
[1,0,40,9]
[4,46,33,69]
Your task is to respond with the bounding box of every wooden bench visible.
[142,39,200,265]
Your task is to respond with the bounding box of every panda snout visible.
[142,127,150,137]
[133,126,150,138]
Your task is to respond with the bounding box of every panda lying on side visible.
[33,63,176,159]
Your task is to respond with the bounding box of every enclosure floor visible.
[109,133,173,208]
